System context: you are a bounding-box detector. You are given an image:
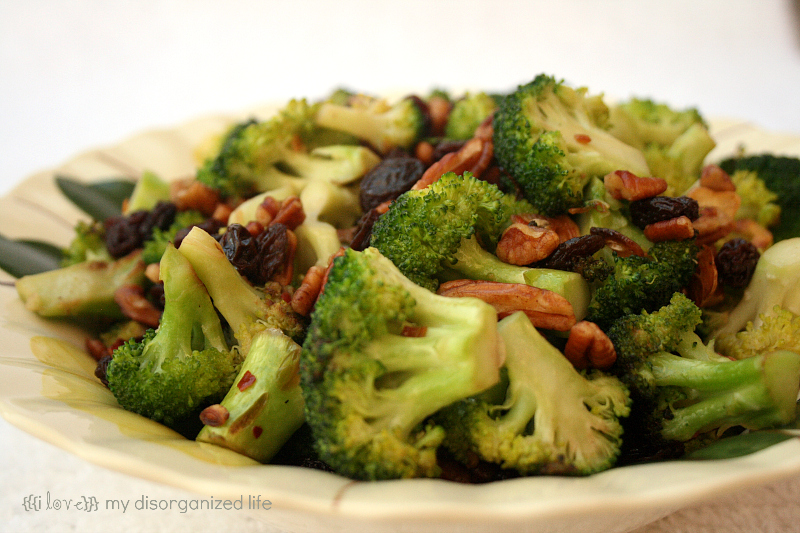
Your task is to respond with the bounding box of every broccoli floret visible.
[493,74,650,216]
[607,292,800,446]
[444,92,498,140]
[729,169,781,228]
[314,94,429,154]
[370,171,590,316]
[586,239,699,330]
[608,98,715,196]
[716,306,800,360]
[197,99,380,198]
[61,220,112,267]
[105,244,236,428]
[718,154,800,241]
[177,227,307,347]
[300,247,503,480]
[196,327,305,463]
[438,311,630,476]
[712,238,800,339]
[141,209,206,264]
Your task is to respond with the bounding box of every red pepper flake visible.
[574,134,592,144]
[253,426,263,438]
[237,370,257,391]
[401,325,427,337]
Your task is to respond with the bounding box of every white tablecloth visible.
[3,2,800,531]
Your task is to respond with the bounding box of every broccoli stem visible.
[651,350,800,441]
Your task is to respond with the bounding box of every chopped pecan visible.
[692,206,736,245]
[114,284,161,328]
[437,279,575,331]
[291,265,326,316]
[427,95,453,138]
[415,140,435,165]
[604,171,668,201]
[564,321,617,369]
[732,218,773,251]
[686,245,723,308]
[643,215,696,242]
[199,404,230,427]
[170,178,220,216]
[512,213,580,243]
[700,164,736,192]
[255,196,282,226]
[687,186,741,220]
[495,223,560,266]
[412,136,493,190]
[271,196,306,230]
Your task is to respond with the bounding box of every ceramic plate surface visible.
[2,108,800,533]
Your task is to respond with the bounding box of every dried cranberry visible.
[359,155,425,211]
[629,196,700,229]
[716,238,760,289]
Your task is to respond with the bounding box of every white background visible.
[2,1,800,532]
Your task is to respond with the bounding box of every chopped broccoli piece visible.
[607,292,800,446]
[314,94,429,154]
[586,239,699,330]
[712,238,800,339]
[294,178,361,274]
[16,250,146,319]
[444,92,498,140]
[438,311,630,476]
[197,327,305,463]
[300,247,503,480]
[105,244,236,428]
[608,98,715,196]
[718,154,800,241]
[125,170,171,213]
[493,74,650,215]
[141,209,206,265]
[197,99,380,198]
[716,306,800,360]
[61,220,112,267]
[177,227,307,348]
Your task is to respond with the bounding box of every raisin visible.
[95,354,112,387]
[359,155,425,211]
[104,211,148,258]
[430,139,466,163]
[350,208,382,251]
[716,238,760,289]
[219,224,260,279]
[138,201,177,239]
[629,196,700,229]
[537,235,606,271]
[253,223,289,285]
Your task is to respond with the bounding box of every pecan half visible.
[437,279,576,331]
[643,215,695,242]
[564,321,617,369]
[686,244,723,308]
[271,196,306,231]
[604,171,668,201]
[699,164,736,192]
[495,223,560,266]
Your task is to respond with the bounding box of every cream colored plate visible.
[1,111,800,533]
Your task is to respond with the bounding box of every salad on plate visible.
[5,73,800,484]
